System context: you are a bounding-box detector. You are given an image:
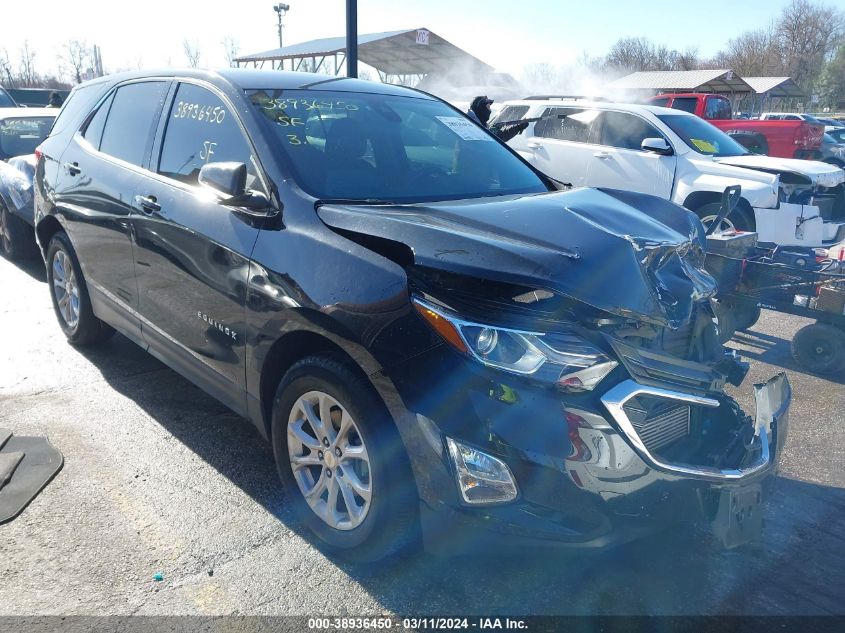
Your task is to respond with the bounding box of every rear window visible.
[650,97,670,108]
[0,116,55,160]
[99,82,169,167]
[491,105,529,126]
[669,98,698,114]
[247,89,547,203]
[703,97,732,120]
[49,83,108,137]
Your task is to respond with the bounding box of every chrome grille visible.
[625,401,691,452]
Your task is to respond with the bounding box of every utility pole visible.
[346,0,357,78]
[273,4,290,49]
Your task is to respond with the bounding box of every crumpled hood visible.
[317,188,717,328]
[715,155,845,188]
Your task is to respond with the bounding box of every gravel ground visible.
[0,252,843,617]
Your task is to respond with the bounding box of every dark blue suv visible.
[33,69,790,561]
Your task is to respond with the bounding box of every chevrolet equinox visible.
[33,70,791,561]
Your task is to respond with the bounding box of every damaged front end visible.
[719,157,845,246]
[318,187,791,548]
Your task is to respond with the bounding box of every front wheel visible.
[695,201,755,233]
[46,232,115,346]
[271,355,418,562]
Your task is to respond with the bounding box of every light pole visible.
[274,4,290,49]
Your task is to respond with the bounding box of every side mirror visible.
[198,161,272,212]
[641,137,673,156]
[198,161,247,198]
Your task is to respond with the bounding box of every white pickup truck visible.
[499,98,845,248]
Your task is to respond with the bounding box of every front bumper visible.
[393,345,791,553]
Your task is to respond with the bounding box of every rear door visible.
[131,81,266,414]
[52,80,170,342]
[586,110,676,198]
[525,106,601,187]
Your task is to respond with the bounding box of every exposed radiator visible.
[625,401,691,452]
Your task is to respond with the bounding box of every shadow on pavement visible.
[78,335,845,616]
[730,328,845,385]
[1,253,46,283]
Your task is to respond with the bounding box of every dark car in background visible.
[33,69,790,561]
[0,108,56,259]
[0,87,17,108]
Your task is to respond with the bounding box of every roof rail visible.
[524,95,611,101]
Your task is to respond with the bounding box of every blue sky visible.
[0,0,806,78]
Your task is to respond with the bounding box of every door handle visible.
[594,151,612,159]
[64,161,81,176]
[134,194,161,215]
[527,141,543,149]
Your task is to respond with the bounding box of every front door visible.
[587,110,676,199]
[131,81,266,414]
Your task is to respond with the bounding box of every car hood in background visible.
[317,188,717,328]
[715,155,845,188]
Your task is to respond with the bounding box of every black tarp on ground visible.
[0,428,63,523]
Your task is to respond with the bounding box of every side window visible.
[535,107,598,143]
[598,111,664,151]
[670,98,698,114]
[704,97,731,120]
[493,105,529,126]
[100,82,168,167]
[158,83,259,188]
[82,93,114,150]
[650,97,670,108]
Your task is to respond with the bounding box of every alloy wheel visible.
[700,214,737,234]
[287,390,372,530]
[52,250,80,329]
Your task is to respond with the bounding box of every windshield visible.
[0,116,54,160]
[246,89,547,203]
[657,113,749,157]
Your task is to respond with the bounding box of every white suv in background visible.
[498,98,845,248]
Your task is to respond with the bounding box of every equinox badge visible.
[196,311,238,342]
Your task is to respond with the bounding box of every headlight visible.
[413,297,617,391]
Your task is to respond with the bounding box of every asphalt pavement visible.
[1,251,843,617]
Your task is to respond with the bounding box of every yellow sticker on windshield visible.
[691,138,718,153]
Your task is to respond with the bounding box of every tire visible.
[271,354,418,562]
[791,323,845,375]
[730,302,762,332]
[695,201,755,233]
[46,231,115,346]
[0,199,37,261]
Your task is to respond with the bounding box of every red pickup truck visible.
[646,93,825,160]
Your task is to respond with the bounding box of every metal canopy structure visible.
[741,76,805,98]
[606,69,754,94]
[234,28,493,84]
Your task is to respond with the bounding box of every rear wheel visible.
[46,232,115,346]
[0,199,36,261]
[271,355,418,562]
[729,302,762,332]
[695,201,754,233]
[791,323,845,375]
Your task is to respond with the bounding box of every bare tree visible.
[775,0,845,89]
[522,63,559,89]
[18,40,38,87]
[183,39,201,68]
[0,48,14,87]
[712,26,781,76]
[221,36,240,68]
[605,37,657,72]
[62,40,90,84]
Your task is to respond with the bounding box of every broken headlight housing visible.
[413,297,618,391]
